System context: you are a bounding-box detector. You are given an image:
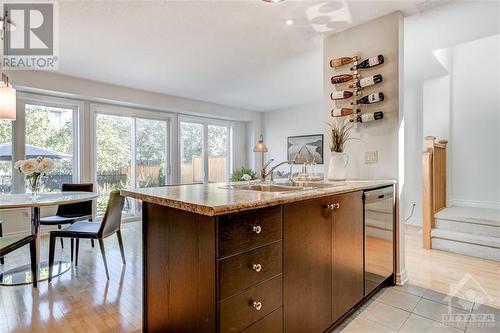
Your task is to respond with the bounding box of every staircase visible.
[430,206,500,261]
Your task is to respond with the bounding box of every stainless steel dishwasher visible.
[363,186,395,296]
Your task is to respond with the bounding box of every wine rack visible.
[329,54,385,124]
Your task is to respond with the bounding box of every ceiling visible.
[58,0,429,112]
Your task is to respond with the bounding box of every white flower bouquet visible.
[15,156,55,196]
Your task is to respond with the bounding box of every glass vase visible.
[26,174,43,200]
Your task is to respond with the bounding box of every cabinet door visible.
[284,197,333,333]
[332,191,364,322]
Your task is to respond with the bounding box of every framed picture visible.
[287,134,324,164]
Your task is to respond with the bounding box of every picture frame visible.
[287,134,324,164]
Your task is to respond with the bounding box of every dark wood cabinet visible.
[141,187,389,333]
[331,191,364,322]
[283,197,333,333]
[283,191,364,333]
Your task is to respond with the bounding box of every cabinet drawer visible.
[219,241,282,300]
[218,206,282,257]
[240,308,282,333]
[219,275,282,333]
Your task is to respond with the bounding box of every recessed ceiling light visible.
[262,0,285,3]
[285,18,295,26]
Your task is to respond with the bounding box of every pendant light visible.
[0,73,16,120]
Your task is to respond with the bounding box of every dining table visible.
[0,191,98,286]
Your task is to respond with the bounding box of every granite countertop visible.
[121,179,395,216]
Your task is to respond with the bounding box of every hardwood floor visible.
[0,222,142,333]
[405,225,500,308]
[0,222,498,332]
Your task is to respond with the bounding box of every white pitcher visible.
[327,151,349,181]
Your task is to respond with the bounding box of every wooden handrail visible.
[422,136,448,249]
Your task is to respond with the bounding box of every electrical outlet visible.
[365,151,378,164]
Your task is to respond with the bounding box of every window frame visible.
[12,93,83,193]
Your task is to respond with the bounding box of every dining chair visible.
[0,234,37,287]
[48,190,125,281]
[40,183,94,258]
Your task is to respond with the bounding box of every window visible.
[180,121,203,184]
[24,104,76,192]
[179,119,231,184]
[95,111,169,216]
[0,120,12,193]
[208,125,230,183]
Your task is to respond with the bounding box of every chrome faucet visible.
[260,159,294,182]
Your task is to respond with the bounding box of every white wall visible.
[450,34,500,208]
[323,12,401,180]
[423,75,450,141]
[262,102,324,174]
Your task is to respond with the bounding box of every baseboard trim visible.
[395,268,408,286]
[450,199,500,210]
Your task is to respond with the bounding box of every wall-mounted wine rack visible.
[329,54,385,124]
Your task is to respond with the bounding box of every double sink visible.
[222,181,342,193]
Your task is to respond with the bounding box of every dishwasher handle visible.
[364,186,394,203]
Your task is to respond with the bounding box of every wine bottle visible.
[331,73,360,85]
[350,111,384,123]
[330,56,359,68]
[349,74,382,89]
[330,90,359,100]
[331,108,360,117]
[350,55,384,70]
[351,92,384,105]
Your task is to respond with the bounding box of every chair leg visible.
[29,238,37,288]
[75,239,80,267]
[116,230,126,265]
[98,239,110,280]
[91,239,95,248]
[58,225,64,248]
[48,235,56,283]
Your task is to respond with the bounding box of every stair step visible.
[435,206,500,227]
[431,229,500,261]
[435,218,500,237]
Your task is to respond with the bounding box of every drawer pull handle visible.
[325,204,334,210]
[252,225,262,234]
[252,264,262,272]
[253,301,262,311]
[335,202,340,209]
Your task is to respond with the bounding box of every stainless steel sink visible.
[222,181,343,193]
[223,183,302,193]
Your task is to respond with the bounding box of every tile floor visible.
[335,284,499,333]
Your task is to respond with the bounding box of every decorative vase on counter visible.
[327,151,349,181]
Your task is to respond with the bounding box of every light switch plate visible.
[365,151,378,164]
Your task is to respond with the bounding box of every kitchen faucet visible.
[260,159,295,182]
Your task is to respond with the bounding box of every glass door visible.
[179,121,203,184]
[95,112,169,217]
[208,125,230,183]
[135,118,168,214]
[95,113,133,215]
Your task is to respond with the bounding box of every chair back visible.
[98,191,125,238]
[57,183,94,218]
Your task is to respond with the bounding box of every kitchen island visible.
[121,179,396,333]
